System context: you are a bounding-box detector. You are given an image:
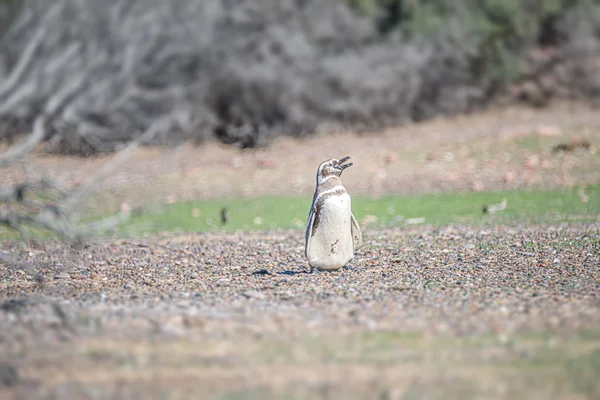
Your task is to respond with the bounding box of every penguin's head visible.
[316,156,353,184]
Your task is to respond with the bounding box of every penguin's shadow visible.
[251,269,310,276]
[277,270,311,276]
[278,267,357,275]
[252,268,357,277]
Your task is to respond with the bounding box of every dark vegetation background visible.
[0,0,599,154]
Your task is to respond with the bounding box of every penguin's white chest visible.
[307,193,354,270]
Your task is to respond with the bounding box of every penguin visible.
[305,156,362,272]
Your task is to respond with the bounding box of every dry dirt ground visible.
[1,103,600,399]
[1,102,600,213]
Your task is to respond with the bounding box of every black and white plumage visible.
[305,156,362,271]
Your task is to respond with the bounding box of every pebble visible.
[54,272,71,280]
[0,362,19,387]
[243,290,266,300]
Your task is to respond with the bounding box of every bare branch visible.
[29,209,76,240]
[0,119,156,239]
[0,1,67,101]
[0,211,31,239]
[76,210,131,237]
[0,115,46,168]
[61,126,160,212]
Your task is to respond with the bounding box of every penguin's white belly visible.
[307,193,354,270]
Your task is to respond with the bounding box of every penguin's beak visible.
[336,156,353,171]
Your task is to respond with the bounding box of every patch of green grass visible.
[109,185,600,237]
[360,330,423,343]
[2,185,598,240]
[567,349,600,394]
[218,390,298,400]
[512,133,549,151]
[512,131,600,153]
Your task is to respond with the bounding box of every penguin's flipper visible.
[350,212,362,249]
[304,206,316,259]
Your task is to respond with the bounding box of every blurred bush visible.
[350,0,599,82]
[0,0,599,154]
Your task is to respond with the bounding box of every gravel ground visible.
[1,224,599,399]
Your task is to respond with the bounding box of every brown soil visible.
[1,102,600,214]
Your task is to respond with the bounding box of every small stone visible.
[472,181,485,192]
[243,290,265,300]
[257,159,277,169]
[503,170,516,184]
[54,272,71,280]
[536,125,561,137]
[525,154,540,170]
[383,153,397,165]
[252,269,271,276]
[0,362,19,387]
[35,274,46,284]
[360,215,378,226]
